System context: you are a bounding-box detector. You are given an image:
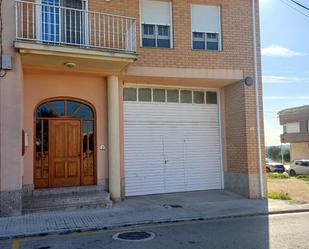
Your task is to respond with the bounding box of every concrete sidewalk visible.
[1,190,309,240]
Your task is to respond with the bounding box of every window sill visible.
[191,49,223,52]
[140,46,174,50]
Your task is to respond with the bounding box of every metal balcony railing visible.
[15,0,137,53]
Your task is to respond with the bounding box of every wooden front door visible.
[49,119,81,187]
[35,98,96,189]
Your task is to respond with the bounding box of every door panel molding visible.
[49,119,81,187]
[34,97,96,189]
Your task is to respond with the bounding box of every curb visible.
[268,208,309,215]
[1,209,309,241]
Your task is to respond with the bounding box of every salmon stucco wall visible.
[0,0,24,216]
[22,68,108,187]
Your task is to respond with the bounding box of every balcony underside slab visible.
[15,41,137,73]
[281,133,309,143]
[121,66,244,87]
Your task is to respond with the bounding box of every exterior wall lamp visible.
[244,76,254,87]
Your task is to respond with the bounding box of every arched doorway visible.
[34,98,96,188]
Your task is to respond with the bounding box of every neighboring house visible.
[279,105,309,161]
[0,0,265,216]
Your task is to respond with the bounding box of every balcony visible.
[281,133,309,143]
[15,0,137,72]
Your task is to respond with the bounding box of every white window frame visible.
[190,4,222,51]
[139,0,173,48]
[123,86,219,106]
[36,0,89,45]
[157,25,171,43]
[36,0,61,42]
[141,24,171,48]
[192,31,220,50]
[283,122,300,134]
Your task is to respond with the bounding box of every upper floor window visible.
[191,4,221,51]
[140,0,172,48]
[283,122,300,134]
[40,0,87,44]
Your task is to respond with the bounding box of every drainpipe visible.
[251,0,265,198]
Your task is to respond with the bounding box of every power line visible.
[289,0,309,11]
[283,0,309,15]
[279,0,309,18]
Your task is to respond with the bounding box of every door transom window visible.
[34,98,96,188]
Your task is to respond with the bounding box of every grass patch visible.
[268,192,292,200]
[296,175,309,182]
[267,172,290,179]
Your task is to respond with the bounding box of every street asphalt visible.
[1,212,309,249]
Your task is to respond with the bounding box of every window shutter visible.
[191,4,220,33]
[141,0,171,25]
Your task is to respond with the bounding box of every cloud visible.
[263,75,309,84]
[261,45,306,57]
[264,96,309,100]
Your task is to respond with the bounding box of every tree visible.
[266,146,291,163]
[282,150,291,163]
[266,146,281,162]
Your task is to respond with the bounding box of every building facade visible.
[279,106,309,161]
[0,0,265,216]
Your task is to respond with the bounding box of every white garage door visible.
[124,86,223,196]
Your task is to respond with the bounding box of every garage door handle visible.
[164,160,168,164]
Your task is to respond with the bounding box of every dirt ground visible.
[267,177,309,204]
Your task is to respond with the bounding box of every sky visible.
[259,0,309,146]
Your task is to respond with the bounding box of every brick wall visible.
[88,0,264,177]
[89,0,257,70]
[21,0,261,76]
[20,0,261,74]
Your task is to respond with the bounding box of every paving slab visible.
[0,190,309,240]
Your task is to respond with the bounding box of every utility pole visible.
[281,143,284,164]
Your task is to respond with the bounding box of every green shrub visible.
[268,192,292,200]
[296,175,309,182]
[267,173,290,179]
